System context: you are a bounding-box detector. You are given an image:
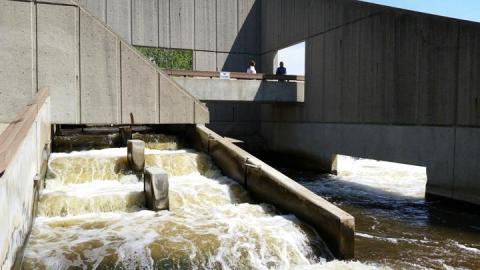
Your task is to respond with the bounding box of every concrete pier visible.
[127,140,145,172]
[144,167,169,211]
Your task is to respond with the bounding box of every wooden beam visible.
[0,88,49,175]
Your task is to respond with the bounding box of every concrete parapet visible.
[144,167,169,211]
[127,139,145,172]
[0,89,50,269]
[173,77,305,103]
[187,124,355,259]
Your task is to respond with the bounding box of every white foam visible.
[335,155,427,198]
[294,260,393,270]
[50,148,192,159]
[42,180,143,198]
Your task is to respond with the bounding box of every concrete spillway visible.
[22,135,335,269]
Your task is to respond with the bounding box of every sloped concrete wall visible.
[2,0,208,125]
[258,0,480,205]
[79,0,261,72]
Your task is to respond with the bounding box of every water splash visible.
[25,145,359,269]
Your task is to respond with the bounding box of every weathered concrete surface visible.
[194,51,217,71]
[252,0,480,206]
[452,128,480,205]
[127,139,145,172]
[188,125,355,259]
[217,53,258,72]
[237,0,259,54]
[132,0,158,47]
[144,167,169,211]
[194,0,216,51]
[0,1,36,123]
[158,0,170,48]
[106,0,131,42]
[170,0,194,49]
[457,24,480,126]
[5,1,208,125]
[260,122,457,202]
[79,0,262,73]
[173,77,304,102]
[121,42,159,124]
[195,101,210,124]
[0,97,50,270]
[260,51,278,74]
[80,10,121,124]
[37,4,79,124]
[159,75,195,123]
[216,0,237,52]
[79,0,106,22]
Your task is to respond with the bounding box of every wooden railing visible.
[164,69,305,81]
[0,88,49,175]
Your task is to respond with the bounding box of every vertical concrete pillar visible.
[144,167,169,211]
[127,139,145,172]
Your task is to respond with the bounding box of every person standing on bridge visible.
[276,61,287,75]
[246,60,257,74]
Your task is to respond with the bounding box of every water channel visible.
[289,156,480,270]
[21,134,480,269]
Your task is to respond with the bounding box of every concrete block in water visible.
[144,167,169,211]
[127,140,145,172]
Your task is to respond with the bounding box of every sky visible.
[278,0,480,76]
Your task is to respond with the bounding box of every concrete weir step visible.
[144,167,169,211]
[127,139,145,172]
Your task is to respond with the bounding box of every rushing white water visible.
[26,142,377,269]
[335,155,427,198]
[296,155,480,270]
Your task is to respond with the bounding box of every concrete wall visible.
[258,0,480,205]
[188,125,355,259]
[79,0,261,72]
[0,0,37,122]
[173,77,304,102]
[2,0,208,125]
[0,97,50,270]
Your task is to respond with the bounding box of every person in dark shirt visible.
[276,61,287,75]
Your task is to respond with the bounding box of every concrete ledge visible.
[187,124,355,259]
[173,77,305,103]
[0,89,51,269]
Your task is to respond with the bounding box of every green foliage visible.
[135,46,193,70]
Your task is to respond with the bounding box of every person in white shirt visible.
[246,60,256,74]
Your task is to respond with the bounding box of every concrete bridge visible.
[75,0,480,206]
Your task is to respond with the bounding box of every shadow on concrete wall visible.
[220,0,261,73]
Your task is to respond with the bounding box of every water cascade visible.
[22,134,355,269]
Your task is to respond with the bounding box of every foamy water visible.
[25,138,391,269]
[295,156,480,270]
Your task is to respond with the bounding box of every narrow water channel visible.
[288,156,480,270]
[23,134,384,269]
